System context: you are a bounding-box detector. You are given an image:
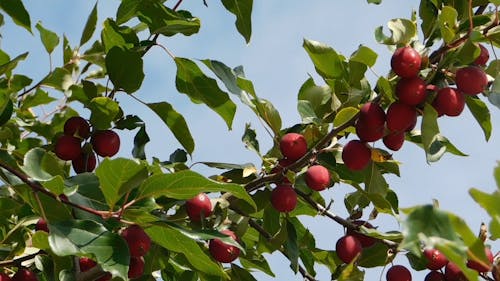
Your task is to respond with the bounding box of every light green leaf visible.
[138,170,256,210]
[175,57,236,129]
[21,148,65,181]
[241,123,260,155]
[375,18,417,45]
[488,73,500,110]
[334,107,359,127]
[80,3,98,46]
[147,102,194,155]
[137,2,200,37]
[0,0,31,33]
[421,104,441,162]
[0,52,28,77]
[105,46,144,93]
[87,97,120,130]
[95,158,148,209]
[465,96,492,141]
[221,0,253,43]
[350,45,377,67]
[303,39,345,79]
[297,100,321,124]
[20,89,56,110]
[438,6,458,43]
[36,22,60,54]
[48,220,129,280]
[42,67,73,91]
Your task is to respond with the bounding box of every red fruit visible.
[121,225,151,257]
[279,133,307,161]
[0,273,11,281]
[346,220,377,248]
[12,269,37,281]
[396,77,427,106]
[383,131,405,151]
[474,44,489,66]
[335,235,362,264]
[342,140,371,171]
[95,273,112,281]
[423,248,448,270]
[271,185,297,213]
[55,135,82,161]
[358,102,386,128]
[455,66,488,95]
[79,257,97,272]
[386,102,417,133]
[72,152,97,174]
[64,116,91,139]
[445,262,467,281]
[355,120,385,142]
[424,271,445,281]
[91,130,120,157]
[305,165,331,191]
[467,247,494,272]
[432,87,465,117]
[386,265,412,281]
[35,218,49,233]
[391,46,421,78]
[186,193,213,222]
[271,158,293,184]
[209,229,240,263]
[128,256,145,279]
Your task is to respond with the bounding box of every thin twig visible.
[0,251,41,267]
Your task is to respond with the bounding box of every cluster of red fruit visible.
[185,193,241,263]
[54,116,120,173]
[269,133,332,213]
[341,44,489,172]
[33,219,150,280]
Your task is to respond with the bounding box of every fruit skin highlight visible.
[279,133,307,161]
[423,248,448,270]
[209,229,240,263]
[342,140,371,171]
[391,46,421,78]
[305,165,331,191]
[432,87,465,117]
[271,185,297,213]
[186,193,213,222]
[91,130,121,157]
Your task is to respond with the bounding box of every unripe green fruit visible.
[271,185,297,213]
[391,46,421,78]
[342,140,371,171]
[396,76,427,106]
[209,229,240,263]
[386,265,412,281]
[455,66,488,95]
[121,225,151,257]
[55,135,82,161]
[186,193,213,222]
[279,133,307,161]
[335,235,362,264]
[305,165,331,191]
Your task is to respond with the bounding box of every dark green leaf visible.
[116,0,140,25]
[297,100,321,124]
[138,170,256,210]
[132,126,150,160]
[221,0,253,43]
[21,148,66,181]
[175,57,236,129]
[239,255,274,277]
[35,22,60,54]
[147,102,194,155]
[303,39,345,79]
[465,96,491,141]
[230,264,257,281]
[0,0,31,33]
[0,52,28,77]
[146,225,227,278]
[255,99,281,136]
[419,0,438,40]
[105,46,144,93]
[284,220,299,273]
[87,97,120,130]
[137,2,200,37]
[241,123,260,155]
[80,3,98,46]
[367,0,382,4]
[101,19,138,52]
[48,220,129,280]
[357,243,389,267]
[0,99,13,126]
[95,157,148,209]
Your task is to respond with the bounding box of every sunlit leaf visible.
[221,0,253,43]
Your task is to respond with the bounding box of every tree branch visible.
[0,251,41,267]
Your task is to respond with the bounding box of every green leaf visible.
[80,3,98,46]
[350,45,377,67]
[21,148,66,181]
[146,225,227,278]
[42,67,73,91]
[137,2,200,37]
[48,220,129,280]
[465,96,491,141]
[0,0,31,33]
[255,99,281,136]
[367,0,382,4]
[0,99,13,126]
[488,74,500,110]
[419,0,438,40]
[95,158,148,209]
[303,39,345,79]
[221,0,253,43]
[357,243,389,267]
[35,22,60,54]
[337,262,365,281]
[0,52,28,77]
[132,126,150,160]
[105,46,144,93]
[175,57,236,129]
[230,264,257,281]
[239,255,274,277]
[87,97,120,130]
[100,19,138,53]
[20,89,56,110]
[147,102,194,155]
[284,220,299,273]
[438,6,458,43]
[469,188,500,239]
[297,100,321,124]
[334,107,359,128]
[138,170,256,210]
[375,18,417,45]
[116,0,140,25]
[241,123,260,155]
[421,104,441,162]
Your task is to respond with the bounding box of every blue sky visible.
[3,1,500,280]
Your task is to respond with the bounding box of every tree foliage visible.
[0,0,498,281]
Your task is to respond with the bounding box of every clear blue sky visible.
[3,1,500,280]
